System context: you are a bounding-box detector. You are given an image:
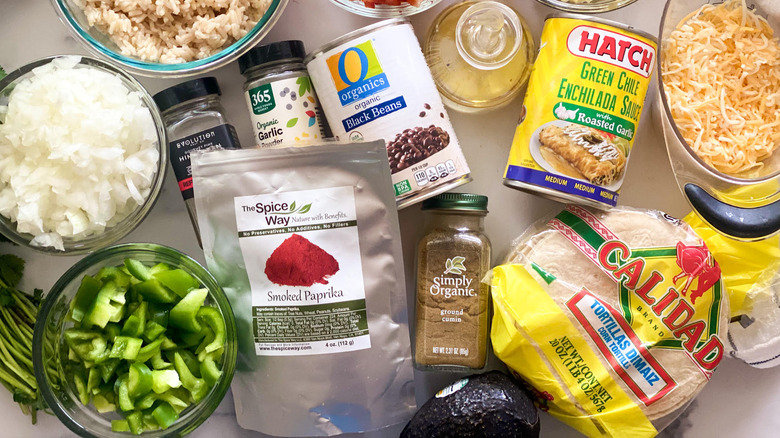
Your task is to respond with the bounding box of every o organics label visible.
[234,186,370,356]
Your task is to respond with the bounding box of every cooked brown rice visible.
[74,0,273,63]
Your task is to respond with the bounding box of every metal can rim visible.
[546,12,658,44]
[303,18,410,65]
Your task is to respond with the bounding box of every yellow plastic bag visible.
[683,212,780,317]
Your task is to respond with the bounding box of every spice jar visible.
[239,40,330,148]
[414,193,491,371]
[153,77,241,246]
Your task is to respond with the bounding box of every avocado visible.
[401,371,540,438]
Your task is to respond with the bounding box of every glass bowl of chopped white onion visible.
[0,56,167,254]
[50,0,288,78]
[330,0,442,17]
[535,0,638,13]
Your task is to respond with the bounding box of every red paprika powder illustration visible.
[265,234,340,286]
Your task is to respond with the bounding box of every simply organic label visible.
[234,186,370,356]
[245,75,327,148]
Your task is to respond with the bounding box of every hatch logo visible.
[567,25,655,78]
[327,40,389,105]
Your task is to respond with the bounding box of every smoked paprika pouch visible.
[490,206,729,438]
[191,140,416,436]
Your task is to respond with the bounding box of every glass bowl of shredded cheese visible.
[535,0,638,13]
[658,0,780,240]
[0,56,167,254]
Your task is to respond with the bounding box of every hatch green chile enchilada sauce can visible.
[305,19,472,209]
[504,15,657,208]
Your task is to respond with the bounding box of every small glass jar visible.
[153,77,241,246]
[414,193,491,371]
[239,40,330,148]
[425,1,535,112]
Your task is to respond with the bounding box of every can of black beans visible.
[305,19,472,209]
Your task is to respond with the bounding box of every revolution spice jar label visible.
[233,186,370,356]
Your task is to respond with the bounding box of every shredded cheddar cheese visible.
[662,0,780,175]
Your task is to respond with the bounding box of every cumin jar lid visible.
[421,193,488,211]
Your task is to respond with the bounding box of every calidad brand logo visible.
[326,40,390,106]
[429,257,475,299]
[567,25,655,78]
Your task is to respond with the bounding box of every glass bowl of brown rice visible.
[51,0,288,78]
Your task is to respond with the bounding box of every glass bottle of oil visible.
[424,1,535,112]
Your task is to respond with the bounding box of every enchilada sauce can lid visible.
[502,14,657,209]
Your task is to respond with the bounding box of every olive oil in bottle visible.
[424,1,535,112]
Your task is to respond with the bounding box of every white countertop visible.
[1,0,777,436]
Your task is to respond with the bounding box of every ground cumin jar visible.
[414,193,491,371]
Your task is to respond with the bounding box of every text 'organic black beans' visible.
[387,125,450,174]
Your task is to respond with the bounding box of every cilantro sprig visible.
[0,254,48,424]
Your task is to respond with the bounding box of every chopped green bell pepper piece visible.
[151,350,173,370]
[126,411,144,435]
[112,419,130,433]
[128,363,153,399]
[124,258,152,282]
[110,336,143,361]
[174,352,208,402]
[104,322,121,341]
[99,359,120,383]
[152,402,179,429]
[160,336,177,350]
[143,411,160,431]
[121,301,147,338]
[134,337,164,364]
[154,269,199,298]
[74,374,90,406]
[151,369,181,394]
[135,279,178,304]
[64,330,109,363]
[143,321,166,342]
[107,302,126,323]
[95,266,131,291]
[200,357,222,388]
[87,367,101,394]
[149,262,172,276]
[115,374,134,412]
[170,350,200,377]
[169,288,208,332]
[83,281,124,329]
[93,394,116,414]
[70,275,102,323]
[197,307,225,361]
[180,325,210,349]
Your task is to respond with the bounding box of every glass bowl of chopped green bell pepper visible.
[32,243,237,437]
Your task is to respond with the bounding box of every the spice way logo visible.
[240,200,314,226]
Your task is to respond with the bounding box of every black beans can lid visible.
[153,77,221,113]
[238,40,306,75]
[422,193,488,212]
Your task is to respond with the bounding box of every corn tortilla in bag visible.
[491,206,729,437]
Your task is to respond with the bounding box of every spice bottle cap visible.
[238,40,307,75]
[153,77,221,113]
[422,193,488,211]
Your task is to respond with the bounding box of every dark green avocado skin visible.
[400,371,540,438]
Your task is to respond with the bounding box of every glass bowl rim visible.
[328,0,442,18]
[0,55,168,255]
[32,242,237,438]
[51,0,288,78]
[535,0,639,13]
